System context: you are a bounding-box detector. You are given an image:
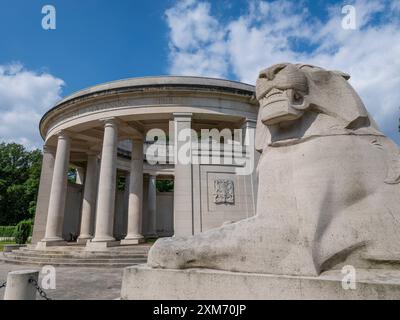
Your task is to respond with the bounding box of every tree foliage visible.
[156,180,174,192]
[0,143,42,225]
[14,219,33,244]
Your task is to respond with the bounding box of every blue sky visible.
[0,0,173,95]
[0,0,335,94]
[0,0,399,148]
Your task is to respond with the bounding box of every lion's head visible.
[255,63,383,151]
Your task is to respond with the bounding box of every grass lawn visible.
[145,238,158,244]
[0,241,15,252]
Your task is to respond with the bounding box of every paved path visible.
[0,261,125,300]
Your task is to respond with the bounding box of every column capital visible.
[54,130,71,140]
[173,112,193,121]
[100,117,121,127]
[240,118,257,129]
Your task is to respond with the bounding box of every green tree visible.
[13,219,33,244]
[156,180,174,192]
[0,143,42,225]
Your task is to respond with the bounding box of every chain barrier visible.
[0,281,6,290]
[29,278,52,300]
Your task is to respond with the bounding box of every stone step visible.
[15,249,149,255]
[3,255,146,263]
[13,249,148,254]
[21,244,152,251]
[1,243,151,268]
[9,251,148,259]
[19,246,151,253]
[0,257,145,268]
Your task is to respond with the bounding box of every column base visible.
[85,240,120,251]
[76,236,92,245]
[120,236,144,245]
[36,240,67,249]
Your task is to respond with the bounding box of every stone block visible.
[85,240,120,251]
[121,265,400,300]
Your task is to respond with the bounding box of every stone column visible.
[173,113,193,236]
[77,153,98,244]
[240,119,258,217]
[87,118,119,249]
[121,137,144,245]
[147,174,157,237]
[122,171,130,233]
[31,145,55,244]
[38,132,70,247]
[75,167,85,185]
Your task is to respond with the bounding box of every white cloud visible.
[165,0,400,143]
[0,63,64,149]
[165,0,228,77]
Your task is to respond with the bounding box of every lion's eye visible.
[311,70,331,83]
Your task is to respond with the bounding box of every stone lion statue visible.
[148,63,400,276]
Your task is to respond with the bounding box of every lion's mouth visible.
[260,88,305,107]
[263,87,285,99]
[259,87,308,125]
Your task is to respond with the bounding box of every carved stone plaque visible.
[213,179,234,204]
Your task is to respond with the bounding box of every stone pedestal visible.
[76,238,91,245]
[35,240,67,249]
[121,265,400,300]
[36,239,64,251]
[85,240,120,251]
[120,238,143,245]
[4,270,39,300]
